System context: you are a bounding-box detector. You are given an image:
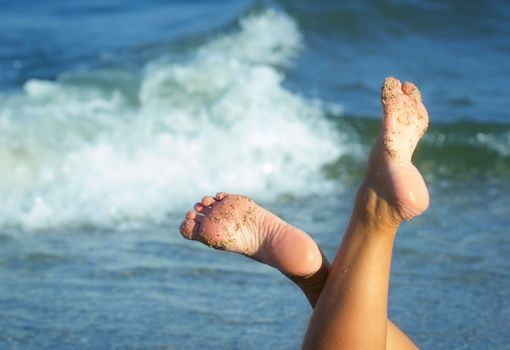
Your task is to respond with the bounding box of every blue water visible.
[1,0,509,349]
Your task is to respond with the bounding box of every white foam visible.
[0,10,349,231]
[475,131,510,157]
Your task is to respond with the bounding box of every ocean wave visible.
[335,116,510,180]
[0,10,349,231]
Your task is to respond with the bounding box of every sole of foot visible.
[180,193,322,277]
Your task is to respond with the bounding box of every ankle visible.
[353,182,402,232]
[289,257,329,307]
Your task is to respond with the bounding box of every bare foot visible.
[363,77,429,223]
[179,193,323,277]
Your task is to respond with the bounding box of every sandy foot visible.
[180,193,322,277]
[364,76,430,222]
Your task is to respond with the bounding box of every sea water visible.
[0,0,509,349]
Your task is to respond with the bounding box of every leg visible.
[302,77,429,349]
[180,192,325,302]
[179,195,417,348]
[293,253,417,350]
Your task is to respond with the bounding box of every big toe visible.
[381,76,402,105]
[180,214,200,240]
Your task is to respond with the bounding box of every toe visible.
[185,210,197,220]
[381,76,402,105]
[402,81,422,104]
[180,218,199,240]
[201,196,216,207]
[194,202,206,212]
[215,192,227,201]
